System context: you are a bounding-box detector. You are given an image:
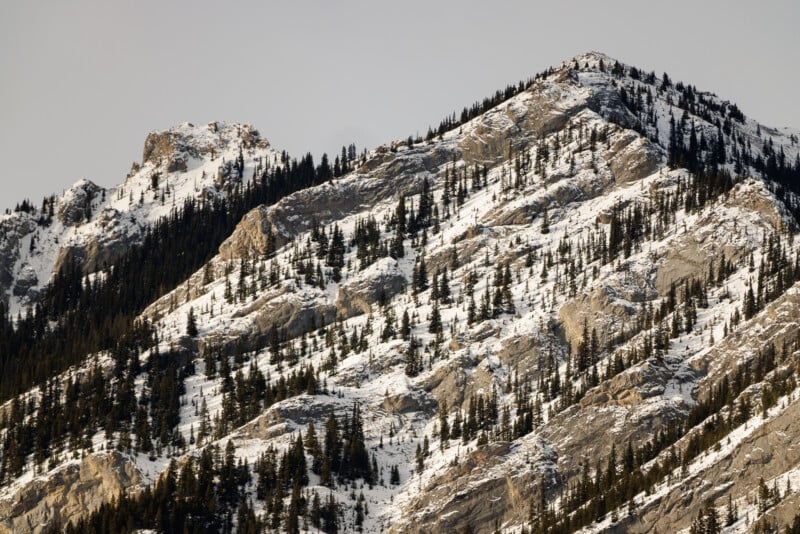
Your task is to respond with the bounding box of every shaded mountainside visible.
[2,52,800,534]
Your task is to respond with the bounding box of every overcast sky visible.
[1,1,798,212]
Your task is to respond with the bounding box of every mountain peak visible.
[141,121,269,171]
[566,50,615,67]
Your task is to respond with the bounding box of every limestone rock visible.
[0,212,36,299]
[240,395,335,440]
[335,257,406,318]
[52,207,142,277]
[0,451,141,534]
[458,78,587,167]
[381,390,437,416]
[392,438,558,534]
[239,289,337,342]
[653,179,785,294]
[56,179,102,227]
[0,212,37,300]
[218,205,280,261]
[624,391,800,534]
[605,131,661,184]
[141,122,268,171]
[559,279,651,351]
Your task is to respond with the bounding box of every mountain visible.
[2,52,800,534]
[0,121,276,316]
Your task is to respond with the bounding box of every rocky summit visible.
[2,52,800,534]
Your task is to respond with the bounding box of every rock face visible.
[458,78,585,167]
[227,287,338,343]
[392,439,558,534]
[52,206,143,277]
[240,395,341,441]
[218,205,279,261]
[623,370,800,534]
[0,213,37,303]
[335,257,406,318]
[559,281,648,351]
[141,122,268,170]
[11,265,38,298]
[56,179,103,227]
[654,179,787,294]
[0,452,141,534]
[605,131,661,184]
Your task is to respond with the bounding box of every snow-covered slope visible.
[3,52,800,534]
[0,121,279,316]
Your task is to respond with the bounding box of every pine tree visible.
[744,284,757,319]
[439,400,450,450]
[429,304,442,334]
[186,307,198,337]
[405,337,421,377]
[400,309,411,340]
[725,494,737,526]
[413,256,428,294]
[323,411,340,486]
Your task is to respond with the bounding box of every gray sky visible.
[2,1,798,212]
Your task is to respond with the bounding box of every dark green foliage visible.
[326,224,345,282]
[404,336,421,377]
[353,216,385,269]
[690,502,721,534]
[186,307,198,337]
[320,405,373,487]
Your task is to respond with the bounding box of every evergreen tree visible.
[186,307,198,337]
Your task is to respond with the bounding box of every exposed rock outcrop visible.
[605,131,661,184]
[626,389,800,534]
[141,122,268,170]
[56,179,103,227]
[392,438,558,534]
[238,289,337,342]
[0,452,141,534]
[0,212,36,302]
[458,79,588,167]
[52,207,142,276]
[11,265,38,298]
[559,278,651,352]
[218,205,280,261]
[335,257,406,318]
